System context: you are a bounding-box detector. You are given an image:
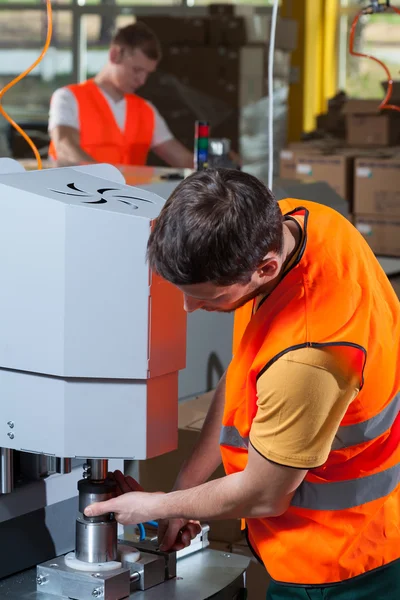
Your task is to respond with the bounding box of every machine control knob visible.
[92,588,104,598]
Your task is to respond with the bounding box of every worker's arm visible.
[152,138,194,169]
[154,373,226,550]
[174,372,226,491]
[50,125,95,166]
[85,444,307,534]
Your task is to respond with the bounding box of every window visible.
[0,9,73,116]
[339,0,400,98]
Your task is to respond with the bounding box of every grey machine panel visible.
[0,550,250,600]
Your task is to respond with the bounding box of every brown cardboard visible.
[347,114,400,146]
[209,16,247,47]
[343,99,400,146]
[381,80,400,104]
[295,154,353,202]
[164,45,266,108]
[353,157,400,216]
[208,3,235,16]
[279,142,334,180]
[355,215,400,257]
[141,17,207,46]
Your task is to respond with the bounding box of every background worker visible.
[84,169,400,599]
[48,22,194,168]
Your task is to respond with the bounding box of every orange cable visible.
[349,4,400,113]
[0,0,53,170]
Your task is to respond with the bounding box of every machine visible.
[0,159,249,600]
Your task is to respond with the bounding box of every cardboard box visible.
[208,3,235,16]
[353,157,400,216]
[278,141,335,180]
[355,215,400,257]
[295,154,353,202]
[164,45,267,108]
[209,16,247,46]
[343,99,400,146]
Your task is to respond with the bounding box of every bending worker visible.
[48,22,194,168]
[85,170,400,599]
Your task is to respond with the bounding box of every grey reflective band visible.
[292,463,400,511]
[220,425,249,449]
[332,392,400,450]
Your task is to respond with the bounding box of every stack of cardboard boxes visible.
[138,4,297,166]
[135,390,271,599]
[279,83,400,257]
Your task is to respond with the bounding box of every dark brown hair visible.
[112,22,162,62]
[147,169,284,286]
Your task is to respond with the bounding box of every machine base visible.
[0,549,249,600]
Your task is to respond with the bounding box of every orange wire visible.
[349,4,400,113]
[0,0,53,170]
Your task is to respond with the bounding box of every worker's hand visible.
[107,470,144,496]
[84,489,162,525]
[158,518,202,552]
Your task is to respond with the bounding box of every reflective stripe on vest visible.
[292,463,400,510]
[220,392,400,452]
[220,425,249,449]
[332,392,400,450]
[220,391,400,510]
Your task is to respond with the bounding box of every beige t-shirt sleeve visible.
[249,347,361,469]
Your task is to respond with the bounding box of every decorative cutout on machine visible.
[49,183,155,209]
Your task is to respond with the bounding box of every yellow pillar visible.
[281,0,339,141]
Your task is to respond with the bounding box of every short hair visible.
[112,22,162,62]
[147,169,284,286]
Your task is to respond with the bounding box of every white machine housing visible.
[0,163,186,459]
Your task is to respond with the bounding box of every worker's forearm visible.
[154,471,291,522]
[55,139,95,165]
[173,373,226,491]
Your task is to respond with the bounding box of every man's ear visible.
[257,256,280,279]
[110,45,123,65]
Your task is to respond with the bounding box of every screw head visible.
[7,432,14,440]
[36,575,47,585]
[7,421,14,429]
[92,588,103,598]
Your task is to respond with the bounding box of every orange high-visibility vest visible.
[221,199,400,586]
[48,80,155,165]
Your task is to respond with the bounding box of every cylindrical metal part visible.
[56,457,72,474]
[75,517,117,563]
[87,459,108,481]
[77,478,117,518]
[0,448,14,494]
[79,491,115,516]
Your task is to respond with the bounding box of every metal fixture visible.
[0,448,13,494]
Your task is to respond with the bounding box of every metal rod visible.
[0,448,14,494]
[56,457,72,474]
[87,459,108,481]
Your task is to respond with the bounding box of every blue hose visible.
[145,520,158,528]
[137,521,158,541]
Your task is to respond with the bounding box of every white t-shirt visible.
[48,86,173,149]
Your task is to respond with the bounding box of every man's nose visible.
[183,295,203,313]
[138,73,148,87]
